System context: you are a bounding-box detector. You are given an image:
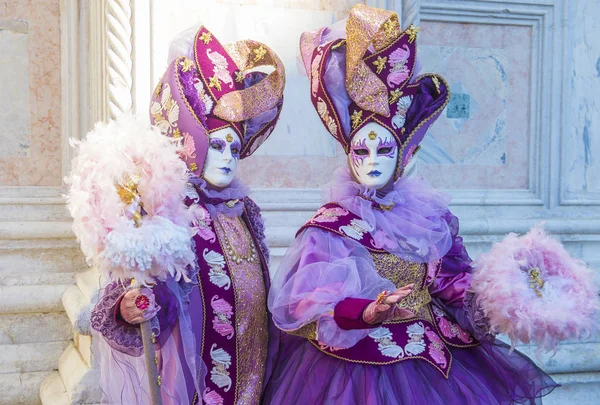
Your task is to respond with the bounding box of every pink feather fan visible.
[66,114,196,285]
[471,227,600,352]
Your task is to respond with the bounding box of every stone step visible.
[0,371,51,405]
[0,313,71,345]
[62,285,93,335]
[57,343,100,404]
[0,284,70,314]
[39,371,69,405]
[517,341,600,374]
[546,372,600,405]
[0,238,86,275]
[0,272,76,287]
[0,342,69,374]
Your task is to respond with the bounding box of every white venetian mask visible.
[348,122,398,189]
[202,128,241,188]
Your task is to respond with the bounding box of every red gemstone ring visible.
[135,294,151,311]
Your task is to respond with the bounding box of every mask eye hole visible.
[231,147,239,155]
[353,148,369,156]
[378,147,392,154]
[210,141,223,151]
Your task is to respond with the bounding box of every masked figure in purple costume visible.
[90,25,285,405]
[263,5,557,405]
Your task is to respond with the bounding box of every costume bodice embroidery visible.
[295,205,478,377]
[213,214,268,404]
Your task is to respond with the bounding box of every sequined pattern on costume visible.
[370,252,432,317]
[214,214,268,405]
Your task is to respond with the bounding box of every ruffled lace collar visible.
[322,168,452,262]
[189,177,249,218]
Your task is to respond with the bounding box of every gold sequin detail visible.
[150,333,156,344]
[351,110,363,129]
[368,130,377,140]
[226,133,233,142]
[199,31,212,44]
[432,76,441,94]
[373,55,387,74]
[371,252,432,314]
[383,19,399,39]
[406,24,420,43]
[253,45,267,62]
[189,162,198,172]
[180,58,194,72]
[345,4,399,116]
[172,128,182,138]
[235,71,245,83]
[157,375,162,386]
[389,89,403,104]
[208,74,222,91]
[154,81,162,98]
[285,321,318,340]
[215,40,285,122]
[154,353,159,365]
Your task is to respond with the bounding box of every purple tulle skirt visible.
[263,334,557,405]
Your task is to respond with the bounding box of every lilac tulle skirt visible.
[263,334,557,405]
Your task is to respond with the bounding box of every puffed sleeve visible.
[268,227,395,349]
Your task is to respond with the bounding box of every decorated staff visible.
[67,114,195,404]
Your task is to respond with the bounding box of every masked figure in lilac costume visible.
[90,25,285,405]
[263,5,557,405]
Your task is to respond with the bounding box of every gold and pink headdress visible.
[300,4,449,179]
[150,26,285,175]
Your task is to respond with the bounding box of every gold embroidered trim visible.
[180,58,194,72]
[351,110,363,129]
[208,74,222,91]
[373,55,387,74]
[199,31,212,44]
[389,89,403,104]
[406,24,420,43]
[283,321,318,340]
[234,71,245,83]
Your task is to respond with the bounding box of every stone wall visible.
[0,0,87,404]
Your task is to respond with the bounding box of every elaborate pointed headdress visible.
[150,26,285,174]
[300,4,449,178]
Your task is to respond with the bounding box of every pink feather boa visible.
[471,227,600,352]
[66,114,195,285]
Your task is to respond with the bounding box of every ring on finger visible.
[135,294,151,311]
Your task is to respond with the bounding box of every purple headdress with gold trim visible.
[150,25,285,176]
[300,4,449,178]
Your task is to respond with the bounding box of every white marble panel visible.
[561,0,600,204]
[0,20,30,158]
[417,21,532,190]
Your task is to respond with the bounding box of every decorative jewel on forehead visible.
[377,137,397,158]
[226,133,233,142]
[350,138,368,168]
[368,130,377,140]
